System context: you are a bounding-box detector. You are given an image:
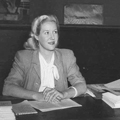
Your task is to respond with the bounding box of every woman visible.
[2,15,87,103]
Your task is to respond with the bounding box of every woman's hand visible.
[43,87,64,103]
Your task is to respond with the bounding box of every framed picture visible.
[64,3,103,25]
[0,0,30,24]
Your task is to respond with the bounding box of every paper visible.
[88,83,120,96]
[28,99,81,112]
[12,100,37,115]
[87,84,105,92]
[86,88,96,97]
[105,79,120,90]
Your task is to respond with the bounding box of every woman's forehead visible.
[41,21,57,30]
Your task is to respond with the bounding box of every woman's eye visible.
[44,31,49,35]
[54,30,58,34]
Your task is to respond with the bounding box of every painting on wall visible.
[64,4,103,25]
[0,0,30,24]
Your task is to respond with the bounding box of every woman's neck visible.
[39,49,54,63]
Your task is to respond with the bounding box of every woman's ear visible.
[34,35,39,41]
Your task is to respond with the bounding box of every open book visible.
[27,99,81,112]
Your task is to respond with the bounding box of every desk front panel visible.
[0,96,120,120]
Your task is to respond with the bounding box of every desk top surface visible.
[0,95,120,120]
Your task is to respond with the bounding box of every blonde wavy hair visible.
[24,15,59,50]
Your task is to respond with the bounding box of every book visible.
[28,99,81,112]
[12,100,38,115]
[0,101,12,110]
[102,92,120,108]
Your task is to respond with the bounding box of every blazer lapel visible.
[54,49,68,92]
[32,50,41,78]
[54,49,62,77]
[54,49,63,83]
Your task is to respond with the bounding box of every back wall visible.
[30,0,120,25]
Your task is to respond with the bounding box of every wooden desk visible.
[0,95,120,120]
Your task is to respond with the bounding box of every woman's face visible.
[37,21,58,52]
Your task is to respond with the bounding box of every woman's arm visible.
[62,50,87,99]
[42,81,86,102]
[62,81,87,99]
[2,51,44,101]
[2,83,44,101]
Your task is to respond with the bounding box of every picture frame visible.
[0,0,30,24]
[64,3,103,25]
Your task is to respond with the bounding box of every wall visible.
[30,0,120,25]
[58,26,120,84]
[0,25,30,95]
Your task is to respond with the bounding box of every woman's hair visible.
[24,15,59,50]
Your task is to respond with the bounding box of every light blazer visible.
[4,48,85,92]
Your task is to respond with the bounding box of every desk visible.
[0,95,120,120]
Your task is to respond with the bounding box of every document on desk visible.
[28,99,81,112]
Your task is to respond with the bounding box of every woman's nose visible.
[50,33,55,39]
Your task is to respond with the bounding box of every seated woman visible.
[2,14,87,103]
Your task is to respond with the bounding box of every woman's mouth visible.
[48,41,55,45]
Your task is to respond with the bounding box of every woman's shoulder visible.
[55,48,76,63]
[55,48,76,66]
[15,50,35,63]
[14,49,35,66]
[56,48,73,53]
[56,48,74,56]
[16,49,34,57]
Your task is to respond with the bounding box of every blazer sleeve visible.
[4,51,26,87]
[62,50,85,86]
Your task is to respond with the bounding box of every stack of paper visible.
[102,92,120,108]
[12,100,37,115]
[0,101,16,120]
